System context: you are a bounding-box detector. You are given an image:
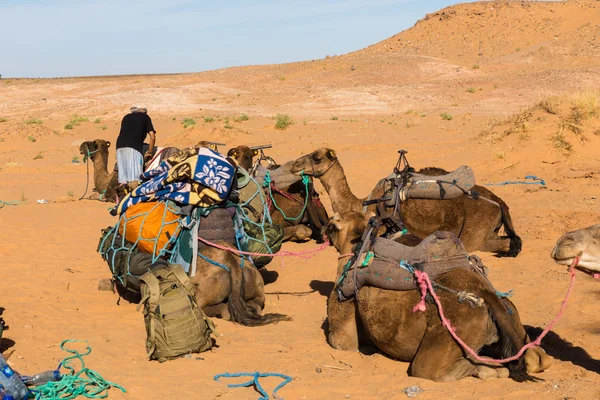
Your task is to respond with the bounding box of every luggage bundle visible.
[97,146,284,361]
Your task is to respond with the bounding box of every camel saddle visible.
[337,231,476,300]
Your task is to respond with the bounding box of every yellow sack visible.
[118,202,181,256]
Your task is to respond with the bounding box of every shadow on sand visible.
[526,325,600,374]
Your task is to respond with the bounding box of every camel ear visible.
[331,212,344,230]
[327,149,337,160]
[253,149,259,156]
[106,141,111,148]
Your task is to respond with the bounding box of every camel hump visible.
[405,165,476,200]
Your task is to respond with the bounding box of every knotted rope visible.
[412,255,580,364]
[31,340,126,400]
[214,372,292,400]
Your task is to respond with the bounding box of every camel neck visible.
[92,150,112,190]
[318,161,362,214]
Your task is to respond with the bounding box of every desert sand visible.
[1,1,600,399]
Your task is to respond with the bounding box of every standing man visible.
[116,106,156,185]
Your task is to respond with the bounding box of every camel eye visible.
[311,154,322,163]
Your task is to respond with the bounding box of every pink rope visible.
[198,235,330,260]
[412,255,581,365]
[271,184,302,204]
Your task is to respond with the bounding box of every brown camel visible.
[228,145,329,243]
[79,139,220,203]
[322,211,551,382]
[552,223,600,275]
[291,148,522,256]
[192,242,291,326]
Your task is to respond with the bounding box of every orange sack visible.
[118,201,181,256]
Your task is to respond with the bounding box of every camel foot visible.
[98,278,115,292]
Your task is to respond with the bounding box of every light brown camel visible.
[323,211,551,382]
[79,139,220,203]
[227,145,329,243]
[99,238,290,327]
[192,242,291,326]
[552,223,600,275]
[291,148,522,256]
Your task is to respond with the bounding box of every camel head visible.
[291,148,338,177]
[79,139,111,161]
[195,141,221,152]
[227,145,256,170]
[552,223,600,274]
[322,211,373,253]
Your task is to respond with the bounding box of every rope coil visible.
[32,340,126,400]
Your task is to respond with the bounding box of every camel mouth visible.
[290,162,305,175]
[553,254,600,274]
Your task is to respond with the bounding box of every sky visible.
[0,0,475,78]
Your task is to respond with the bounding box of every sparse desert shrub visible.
[94,118,102,124]
[67,189,75,197]
[0,117,6,123]
[25,118,43,125]
[211,98,217,101]
[234,114,249,122]
[331,116,339,120]
[98,125,108,130]
[64,123,74,130]
[224,124,233,129]
[440,113,453,121]
[27,135,36,142]
[182,118,196,128]
[72,156,80,163]
[204,116,215,123]
[466,87,476,93]
[538,97,559,114]
[472,64,480,70]
[33,152,43,160]
[405,119,415,128]
[275,114,293,130]
[549,130,573,154]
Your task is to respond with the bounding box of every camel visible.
[192,242,291,326]
[322,211,551,381]
[99,237,290,327]
[228,145,329,242]
[552,223,600,275]
[291,148,522,256]
[79,139,221,203]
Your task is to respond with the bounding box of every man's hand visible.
[144,151,153,161]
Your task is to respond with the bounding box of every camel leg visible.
[327,290,359,351]
[283,225,313,242]
[476,365,510,380]
[204,303,230,320]
[410,324,481,381]
[479,235,512,254]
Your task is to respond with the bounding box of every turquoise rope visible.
[32,340,126,400]
[99,201,183,286]
[214,372,292,400]
[0,199,23,209]
[264,171,310,222]
[197,252,230,272]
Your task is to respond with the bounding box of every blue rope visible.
[484,175,545,186]
[495,289,514,298]
[197,252,230,272]
[214,372,292,400]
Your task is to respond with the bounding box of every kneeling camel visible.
[323,212,550,381]
[292,148,521,256]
